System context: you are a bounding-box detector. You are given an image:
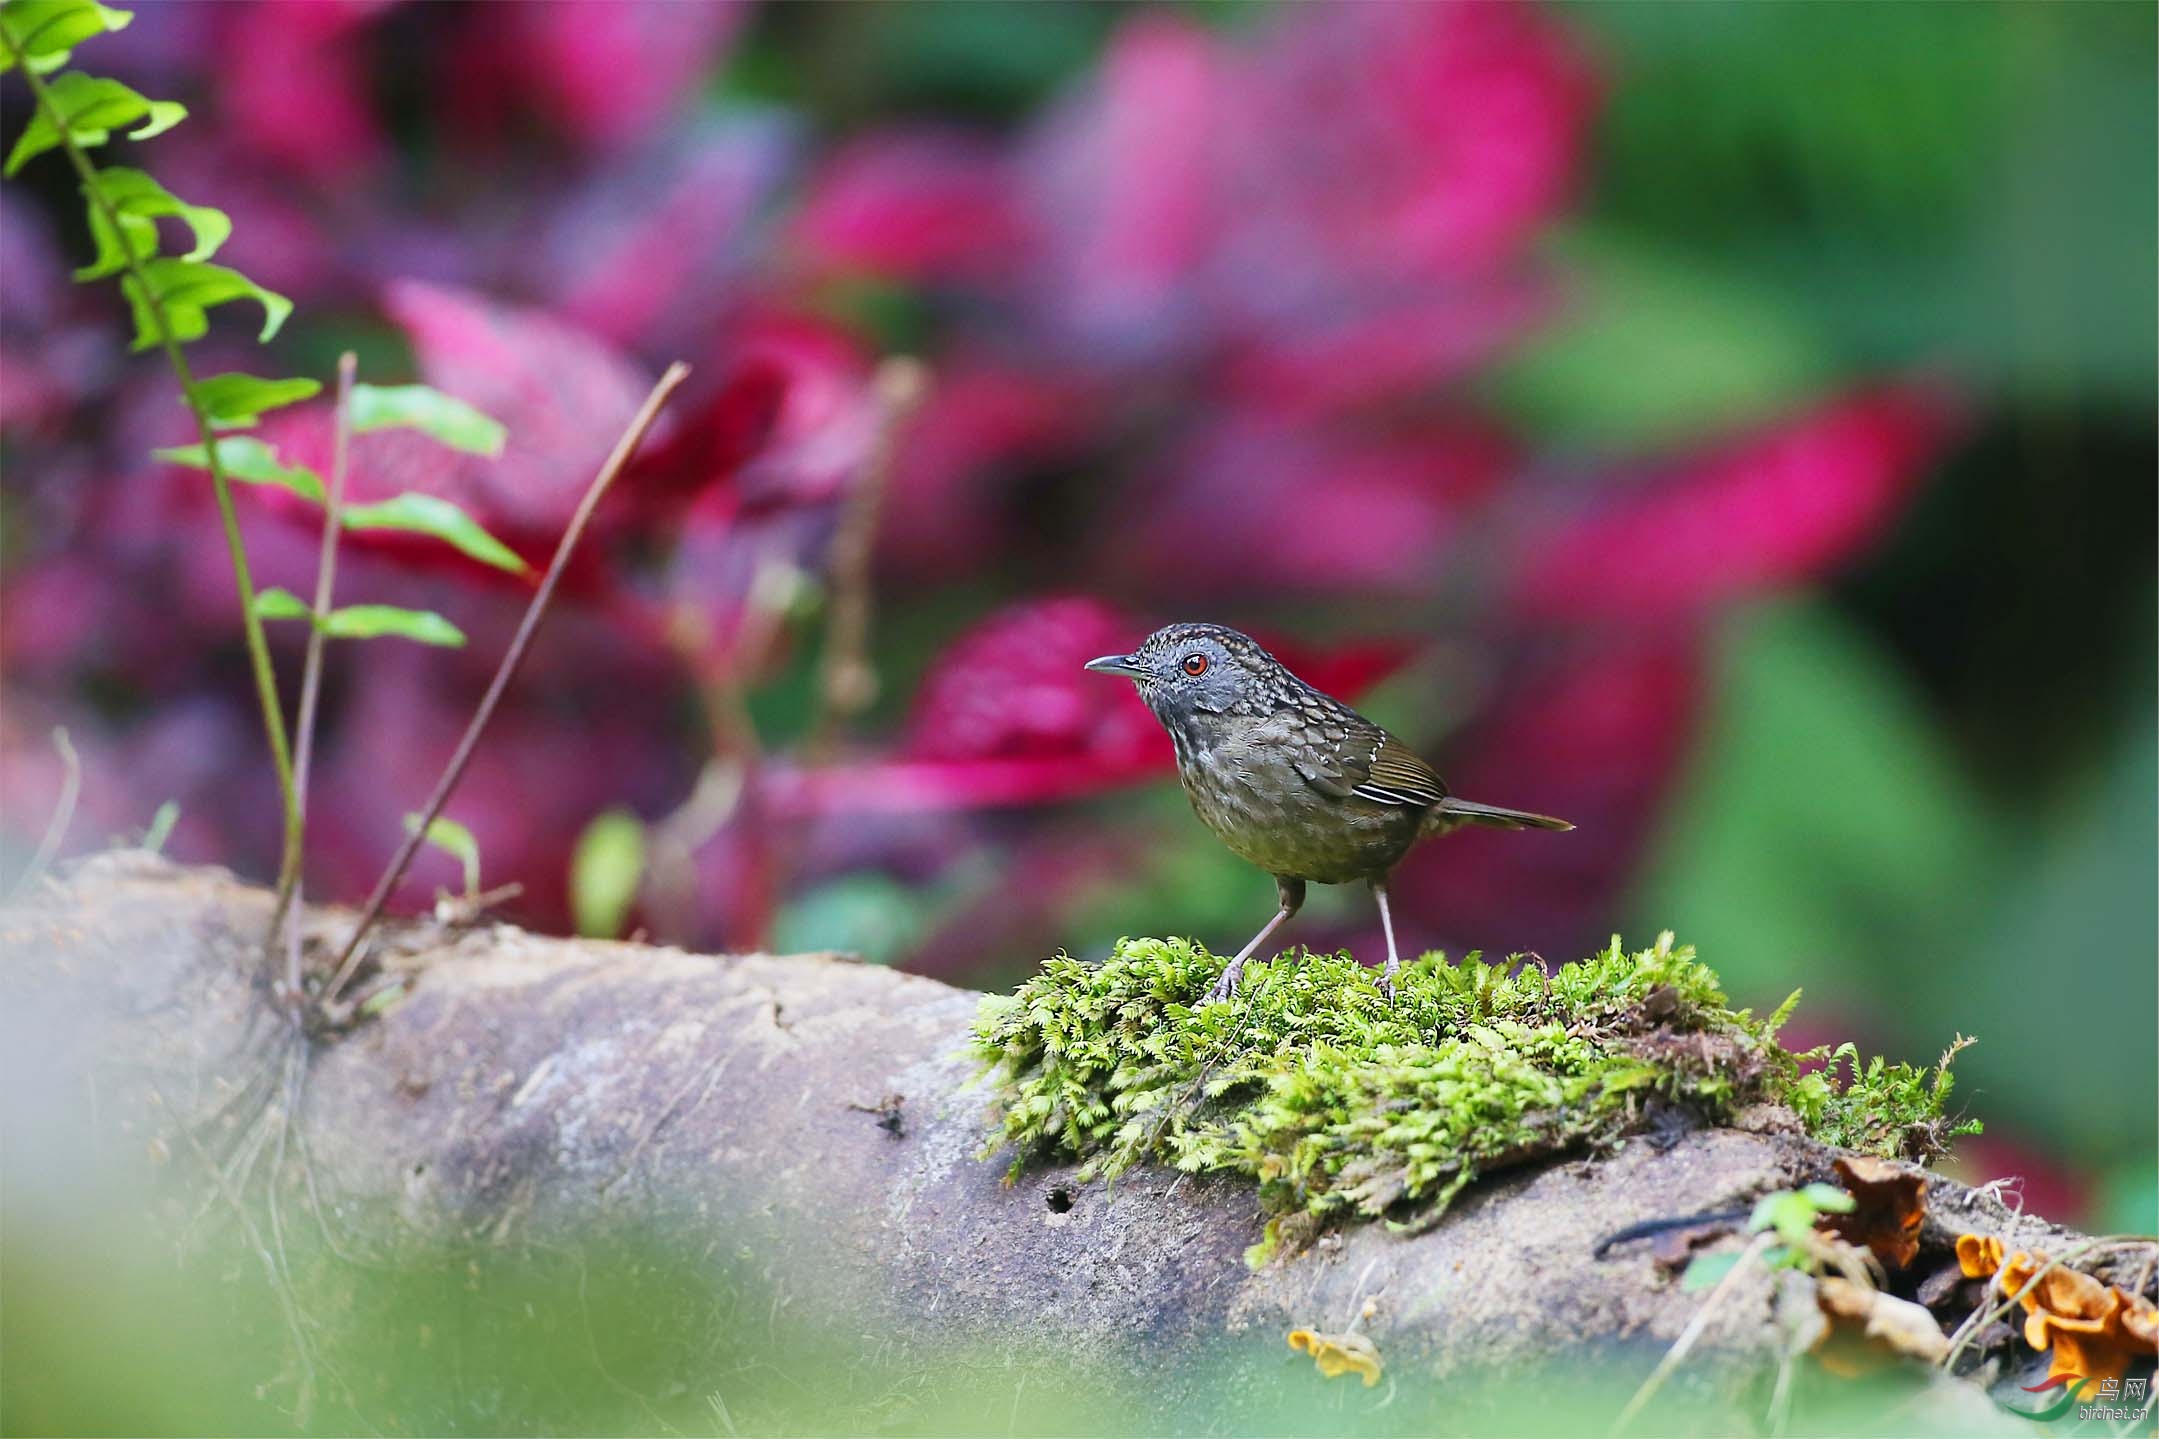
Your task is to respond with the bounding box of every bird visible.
[1084,622,1573,1001]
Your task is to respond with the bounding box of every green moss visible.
[1793,1035,1980,1159]
[972,933,1977,1261]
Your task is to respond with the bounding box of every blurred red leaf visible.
[1099,413,1515,599]
[878,359,1096,574]
[767,596,1171,816]
[1010,3,1586,400]
[771,597,1411,816]
[625,364,788,521]
[218,0,397,183]
[1512,384,1964,624]
[232,285,797,584]
[538,124,789,354]
[1387,632,1706,960]
[1019,14,1228,358]
[904,596,1166,766]
[471,0,748,152]
[305,640,690,928]
[1242,0,1599,286]
[794,128,1023,284]
[383,280,652,532]
[1219,281,1555,419]
[656,313,895,652]
[718,309,881,514]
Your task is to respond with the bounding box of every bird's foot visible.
[1204,960,1246,1004]
[1377,957,1401,1002]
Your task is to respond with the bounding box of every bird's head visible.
[1083,622,1283,720]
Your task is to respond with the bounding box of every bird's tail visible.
[1427,797,1575,833]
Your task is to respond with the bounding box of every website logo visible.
[1998,1374,2149,1424]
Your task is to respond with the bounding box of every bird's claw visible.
[1205,963,1244,1004]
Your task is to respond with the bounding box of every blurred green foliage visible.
[0,1178,2037,1437]
[1573,0,2156,408]
[772,871,930,965]
[1515,0,2155,1231]
[1634,601,2156,1229]
[1486,231,1831,447]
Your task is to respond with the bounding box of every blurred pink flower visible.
[1513,383,1966,624]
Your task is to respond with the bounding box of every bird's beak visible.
[1083,653,1146,679]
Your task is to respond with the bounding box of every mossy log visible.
[0,856,2103,1432]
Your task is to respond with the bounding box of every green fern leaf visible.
[3,70,181,176]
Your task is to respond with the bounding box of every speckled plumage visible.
[1085,622,1573,998]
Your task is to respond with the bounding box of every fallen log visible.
[0,855,2111,1434]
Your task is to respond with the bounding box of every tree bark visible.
[0,855,2100,1433]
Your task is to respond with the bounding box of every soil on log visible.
[0,855,2099,1434]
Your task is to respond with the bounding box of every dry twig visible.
[323,363,691,1003]
[804,357,929,761]
[1610,1232,1777,1435]
[5,727,79,902]
[271,351,359,1001]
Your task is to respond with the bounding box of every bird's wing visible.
[1352,734,1447,808]
[1292,722,1448,809]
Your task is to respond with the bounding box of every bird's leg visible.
[1372,879,1403,998]
[1206,877,1304,1002]
[1205,911,1288,1005]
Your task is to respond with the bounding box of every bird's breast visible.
[1174,723,1421,884]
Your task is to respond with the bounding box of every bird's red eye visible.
[1182,653,1208,677]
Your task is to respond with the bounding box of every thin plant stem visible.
[4,727,80,902]
[4,35,300,921]
[752,358,927,944]
[273,351,359,999]
[1609,1231,1777,1436]
[804,357,929,762]
[648,558,796,946]
[322,362,692,1004]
